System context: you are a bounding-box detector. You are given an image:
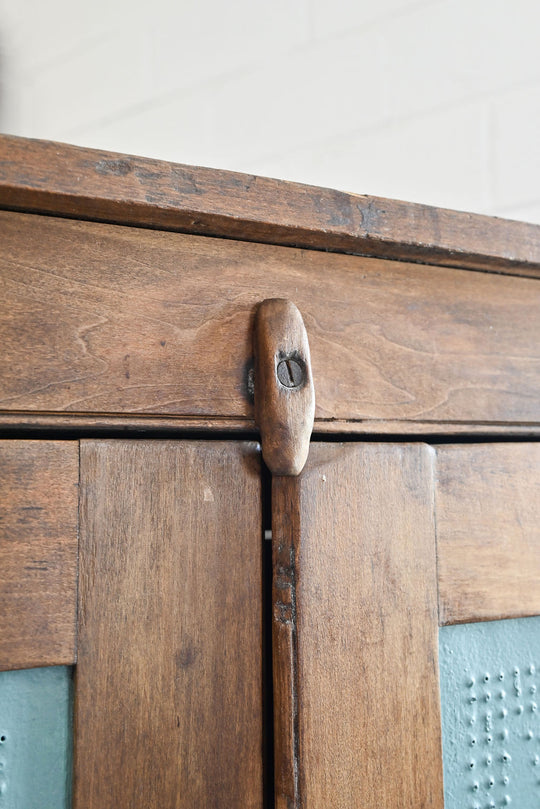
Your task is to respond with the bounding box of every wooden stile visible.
[73,440,263,808]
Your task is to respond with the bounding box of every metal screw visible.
[276,357,304,389]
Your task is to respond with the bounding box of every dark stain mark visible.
[274,601,293,624]
[243,175,257,192]
[358,198,379,233]
[328,190,356,228]
[170,167,203,196]
[134,167,163,183]
[123,354,130,380]
[242,357,255,404]
[176,643,197,669]
[95,159,132,176]
[160,340,166,347]
[306,188,355,229]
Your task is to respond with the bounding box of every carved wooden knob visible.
[253,299,315,476]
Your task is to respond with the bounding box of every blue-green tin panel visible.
[0,666,73,809]
[440,616,540,808]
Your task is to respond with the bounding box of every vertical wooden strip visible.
[0,440,78,670]
[272,476,301,809]
[273,443,443,808]
[73,440,263,809]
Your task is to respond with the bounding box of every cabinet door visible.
[272,441,540,809]
[0,439,264,809]
[4,438,540,807]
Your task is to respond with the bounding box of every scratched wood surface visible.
[0,440,78,670]
[272,443,443,808]
[2,210,540,432]
[436,443,540,626]
[2,134,540,277]
[73,440,263,808]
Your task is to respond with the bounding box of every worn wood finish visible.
[1,134,540,277]
[272,475,301,808]
[272,443,443,808]
[3,211,540,432]
[254,299,315,475]
[0,440,78,670]
[73,440,263,809]
[436,443,540,626]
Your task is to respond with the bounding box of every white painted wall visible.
[1,0,539,222]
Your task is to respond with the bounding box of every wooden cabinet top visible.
[1,134,539,437]
[2,134,540,278]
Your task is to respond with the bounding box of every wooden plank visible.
[1,134,540,278]
[2,211,540,430]
[436,443,540,626]
[272,443,443,808]
[73,440,263,808]
[0,440,78,670]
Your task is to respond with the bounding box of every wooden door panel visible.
[272,442,443,808]
[0,440,78,671]
[73,440,263,809]
[435,443,540,625]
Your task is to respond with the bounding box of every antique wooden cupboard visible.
[1,134,540,808]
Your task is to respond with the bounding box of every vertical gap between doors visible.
[261,459,275,809]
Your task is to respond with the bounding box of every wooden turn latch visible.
[253,299,315,476]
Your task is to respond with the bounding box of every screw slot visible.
[277,357,305,389]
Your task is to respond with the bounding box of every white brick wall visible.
[1,0,539,222]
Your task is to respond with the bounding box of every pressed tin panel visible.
[440,616,540,808]
[0,666,73,809]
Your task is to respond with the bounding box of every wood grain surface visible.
[73,440,263,808]
[272,474,302,809]
[436,443,540,625]
[272,442,443,808]
[1,134,540,277]
[2,210,540,432]
[0,440,78,670]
